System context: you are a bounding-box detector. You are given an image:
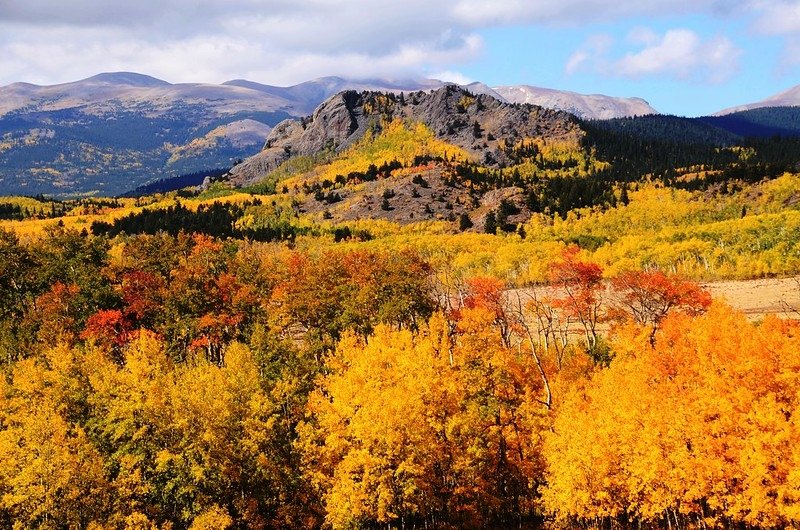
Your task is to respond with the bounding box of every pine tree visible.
[459,213,473,231]
[620,184,630,206]
[484,211,497,234]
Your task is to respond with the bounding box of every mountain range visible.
[0,72,799,196]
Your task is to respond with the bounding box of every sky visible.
[0,0,799,116]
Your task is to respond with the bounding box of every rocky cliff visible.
[228,85,582,187]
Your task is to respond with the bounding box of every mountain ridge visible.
[3,72,800,196]
[716,85,800,115]
[0,72,665,120]
[494,84,657,120]
[228,85,583,187]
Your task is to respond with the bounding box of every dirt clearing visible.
[701,277,800,318]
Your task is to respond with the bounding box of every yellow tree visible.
[0,345,110,528]
[298,316,456,529]
[301,298,555,529]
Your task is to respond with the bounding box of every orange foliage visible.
[609,269,712,341]
[33,282,81,344]
[544,303,800,528]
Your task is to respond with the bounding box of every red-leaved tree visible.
[610,269,712,343]
[549,246,604,354]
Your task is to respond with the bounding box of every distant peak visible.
[312,75,347,83]
[492,84,658,119]
[715,83,800,115]
[83,72,171,87]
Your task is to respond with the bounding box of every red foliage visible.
[121,270,166,324]
[548,246,604,350]
[82,309,133,347]
[610,269,712,338]
[548,246,603,292]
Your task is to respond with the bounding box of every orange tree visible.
[543,303,800,528]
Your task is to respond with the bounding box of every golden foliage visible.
[299,291,594,528]
[282,119,472,190]
[544,303,800,527]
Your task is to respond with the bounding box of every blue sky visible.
[1,0,799,116]
[461,15,788,116]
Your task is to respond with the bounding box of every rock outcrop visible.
[228,85,583,187]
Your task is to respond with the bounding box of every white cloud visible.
[627,27,660,46]
[565,34,613,75]
[427,70,473,84]
[0,0,792,86]
[750,0,800,35]
[568,28,740,83]
[742,0,800,74]
[451,0,736,25]
[0,0,482,86]
[565,52,590,75]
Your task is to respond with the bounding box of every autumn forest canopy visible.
[2,88,800,529]
[0,222,799,529]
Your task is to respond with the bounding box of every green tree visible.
[458,213,473,231]
[484,211,497,234]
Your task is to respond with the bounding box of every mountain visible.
[493,85,657,120]
[0,73,459,196]
[225,85,601,226]
[0,73,291,117]
[462,82,509,102]
[716,85,800,115]
[0,73,299,196]
[228,85,582,187]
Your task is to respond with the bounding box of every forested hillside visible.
[699,106,800,137]
[2,84,800,529]
[1,214,800,528]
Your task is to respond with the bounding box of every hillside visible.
[213,85,800,233]
[223,85,622,227]
[698,106,800,138]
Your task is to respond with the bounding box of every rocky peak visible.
[228,85,583,187]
